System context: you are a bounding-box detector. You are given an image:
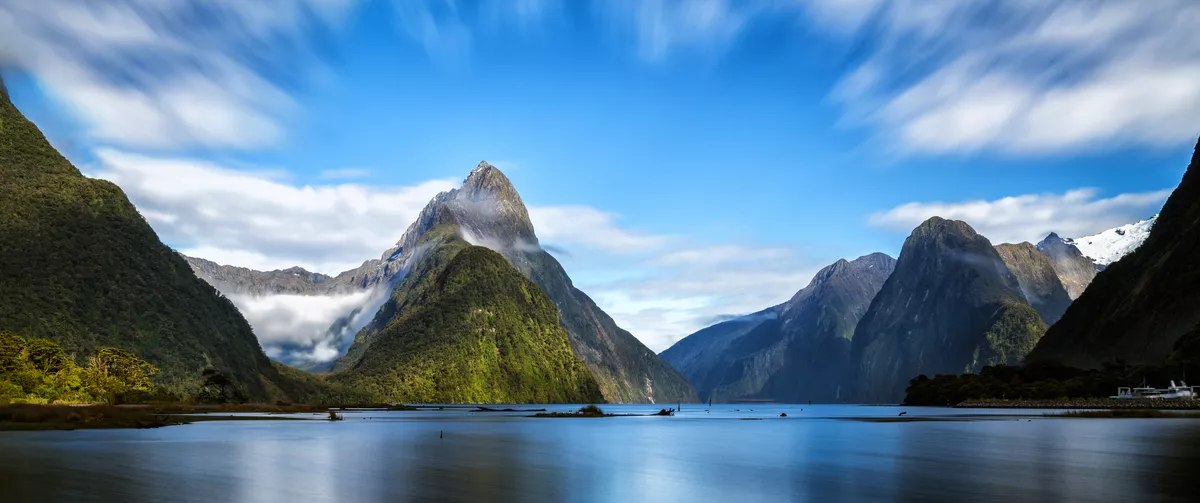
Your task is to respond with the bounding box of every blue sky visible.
[2,0,1197,355]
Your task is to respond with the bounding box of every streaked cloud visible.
[869,188,1172,244]
[827,0,1200,154]
[0,0,351,149]
[529,206,669,254]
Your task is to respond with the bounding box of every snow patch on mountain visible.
[1065,215,1157,266]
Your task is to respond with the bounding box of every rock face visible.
[661,253,895,403]
[1036,233,1098,300]
[1029,140,1200,369]
[183,256,335,295]
[994,243,1073,325]
[335,163,697,403]
[0,76,299,401]
[850,218,1046,404]
[331,244,604,404]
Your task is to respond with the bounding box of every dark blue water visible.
[2,404,1198,502]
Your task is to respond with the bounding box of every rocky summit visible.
[850,217,1046,404]
[1036,233,1098,300]
[994,243,1073,325]
[334,162,696,404]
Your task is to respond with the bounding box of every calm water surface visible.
[2,404,1198,502]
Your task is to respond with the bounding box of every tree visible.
[86,347,157,403]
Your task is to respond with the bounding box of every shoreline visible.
[0,403,411,431]
[954,398,1200,410]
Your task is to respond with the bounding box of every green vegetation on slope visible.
[334,242,604,404]
[0,332,165,404]
[977,301,1047,368]
[0,77,319,401]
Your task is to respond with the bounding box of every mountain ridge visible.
[1029,140,1200,368]
[661,253,896,403]
[850,217,1046,403]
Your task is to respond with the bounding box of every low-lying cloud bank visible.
[229,288,389,365]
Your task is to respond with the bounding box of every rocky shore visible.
[956,398,1200,410]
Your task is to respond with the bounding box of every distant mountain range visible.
[5,63,1186,406]
[662,213,1160,404]
[661,254,895,403]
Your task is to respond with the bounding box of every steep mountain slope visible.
[661,254,895,403]
[1036,233,1098,299]
[994,243,1073,325]
[659,308,777,397]
[850,218,1046,403]
[0,76,298,400]
[335,163,696,403]
[332,243,603,403]
[1029,141,1200,368]
[1066,216,1157,266]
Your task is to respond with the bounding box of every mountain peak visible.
[912,216,978,239]
[0,74,8,102]
[460,160,522,204]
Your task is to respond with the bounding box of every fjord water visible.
[2,405,1197,502]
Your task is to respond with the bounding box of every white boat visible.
[1111,381,1196,399]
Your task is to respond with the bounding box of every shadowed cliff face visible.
[661,253,896,403]
[1036,233,1098,300]
[994,243,1073,325]
[336,162,696,403]
[850,218,1046,404]
[1030,139,1200,369]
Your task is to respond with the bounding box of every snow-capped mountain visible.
[1065,215,1158,266]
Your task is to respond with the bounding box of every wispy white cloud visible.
[0,0,351,149]
[587,246,820,352]
[320,168,372,180]
[869,188,1172,244]
[91,148,457,274]
[826,0,1200,154]
[390,0,563,66]
[529,205,669,254]
[597,0,759,62]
